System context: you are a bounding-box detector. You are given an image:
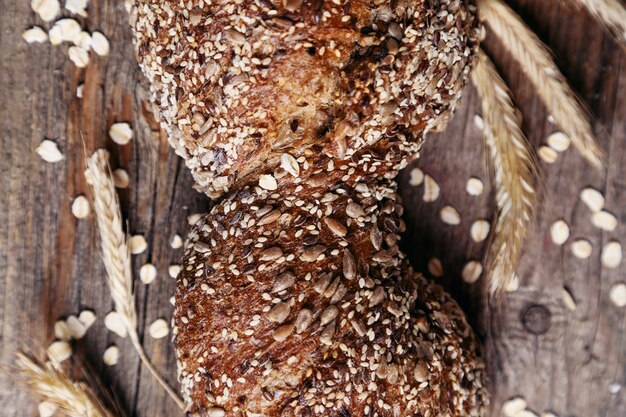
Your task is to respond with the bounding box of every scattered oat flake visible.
[609,383,622,394]
[470,219,490,242]
[109,122,133,145]
[73,31,91,50]
[409,167,424,186]
[48,25,62,45]
[31,0,60,22]
[517,411,539,417]
[71,195,90,218]
[505,274,520,292]
[171,234,183,249]
[103,345,119,366]
[462,261,482,284]
[609,283,626,307]
[113,168,129,188]
[91,31,110,56]
[65,0,88,16]
[140,263,157,284]
[550,220,570,245]
[601,241,622,269]
[571,239,592,259]
[169,264,182,278]
[148,318,170,339]
[466,177,484,196]
[104,311,127,337]
[502,397,527,417]
[473,114,484,130]
[546,132,570,152]
[47,341,72,363]
[54,320,71,341]
[38,401,58,417]
[427,258,443,277]
[423,175,440,202]
[538,146,558,164]
[52,18,81,43]
[580,187,604,212]
[76,83,84,98]
[561,287,577,311]
[440,206,461,225]
[36,140,64,163]
[259,174,278,190]
[592,210,618,231]
[22,27,48,43]
[130,234,147,255]
[68,46,90,67]
[188,213,204,225]
[66,315,86,339]
[78,310,96,329]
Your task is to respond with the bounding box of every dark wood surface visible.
[1,0,624,416]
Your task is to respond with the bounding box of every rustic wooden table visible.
[1,0,624,416]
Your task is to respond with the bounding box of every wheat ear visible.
[86,150,184,409]
[571,0,626,46]
[477,0,604,169]
[472,49,537,294]
[15,352,118,417]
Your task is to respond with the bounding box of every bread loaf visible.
[129,0,487,415]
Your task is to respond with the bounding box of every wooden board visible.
[0,0,624,416]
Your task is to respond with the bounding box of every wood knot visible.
[521,304,552,335]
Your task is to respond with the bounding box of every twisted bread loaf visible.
[129,0,487,415]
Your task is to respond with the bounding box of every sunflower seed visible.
[272,272,295,292]
[140,263,157,284]
[550,220,570,245]
[149,318,170,339]
[273,323,294,341]
[321,305,339,326]
[470,219,490,242]
[104,311,127,337]
[170,234,183,249]
[260,246,283,261]
[78,310,96,329]
[38,401,58,417]
[54,320,71,341]
[295,309,313,333]
[466,177,484,196]
[224,28,246,45]
[601,241,622,269]
[609,283,626,307]
[346,203,365,219]
[502,397,527,417]
[546,132,570,152]
[427,258,443,277]
[423,175,440,202]
[580,187,604,212]
[91,31,110,56]
[113,168,130,188]
[301,245,326,262]
[268,302,291,323]
[409,167,424,186]
[440,206,461,225]
[370,226,382,250]
[320,321,336,345]
[168,264,182,278]
[71,195,90,218]
[561,287,577,311]
[31,0,60,22]
[109,123,133,145]
[571,239,592,259]
[130,235,147,254]
[259,174,278,190]
[284,0,303,12]
[342,249,356,280]
[47,341,72,363]
[103,345,119,366]
[36,140,64,163]
[258,210,281,226]
[68,46,90,67]
[462,261,482,284]
[324,217,347,237]
[281,153,299,177]
[66,315,86,339]
[65,0,88,16]
[538,146,558,163]
[592,210,618,231]
[22,27,48,43]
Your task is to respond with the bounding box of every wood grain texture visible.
[0,0,623,416]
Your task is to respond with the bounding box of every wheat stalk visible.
[477,0,604,169]
[472,49,537,294]
[86,149,184,409]
[15,352,118,417]
[571,0,626,45]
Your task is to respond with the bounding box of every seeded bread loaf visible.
[129,0,487,415]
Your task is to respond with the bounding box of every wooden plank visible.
[0,0,623,416]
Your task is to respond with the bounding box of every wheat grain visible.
[15,352,118,417]
[477,0,604,168]
[472,49,537,294]
[85,149,184,409]
[571,0,626,45]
